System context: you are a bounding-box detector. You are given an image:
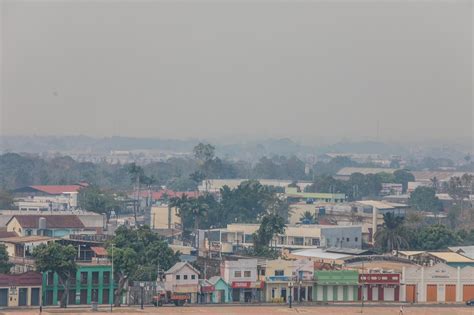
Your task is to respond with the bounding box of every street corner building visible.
[0,271,42,307]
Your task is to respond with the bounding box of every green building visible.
[209,276,231,303]
[313,270,359,302]
[43,263,116,305]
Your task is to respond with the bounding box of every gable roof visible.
[7,215,85,229]
[449,246,474,259]
[165,262,200,275]
[208,276,226,285]
[13,185,83,195]
[0,271,42,286]
[428,252,474,263]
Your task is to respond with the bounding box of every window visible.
[92,272,99,285]
[184,275,188,280]
[312,238,320,246]
[176,275,180,280]
[346,238,349,242]
[103,272,110,285]
[47,272,54,285]
[274,270,284,276]
[293,237,304,246]
[244,271,251,277]
[260,269,266,276]
[355,237,359,242]
[80,272,88,285]
[191,275,195,280]
[234,271,241,278]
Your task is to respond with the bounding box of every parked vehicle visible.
[152,291,189,307]
[466,299,474,306]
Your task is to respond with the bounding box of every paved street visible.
[1,305,473,315]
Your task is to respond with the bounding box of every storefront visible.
[402,263,474,303]
[314,270,359,302]
[198,280,215,304]
[358,273,400,302]
[231,281,264,303]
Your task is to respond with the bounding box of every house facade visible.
[359,273,401,302]
[209,276,231,303]
[313,270,359,302]
[164,262,200,303]
[6,215,86,238]
[43,263,116,306]
[221,259,263,303]
[0,272,42,307]
[401,263,474,303]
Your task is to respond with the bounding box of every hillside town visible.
[0,143,473,311]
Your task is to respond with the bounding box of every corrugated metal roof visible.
[336,167,397,176]
[428,252,474,263]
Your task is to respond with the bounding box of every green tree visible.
[299,211,316,224]
[374,212,409,252]
[393,169,415,193]
[0,190,14,209]
[253,214,286,255]
[77,186,120,220]
[33,243,77,308]
[412,225,462,250]
[409,186,443,212]
[109,226,179,306]
[0,244,12,273]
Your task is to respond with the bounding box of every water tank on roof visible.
[38,217,47,230]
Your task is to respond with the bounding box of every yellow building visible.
[150,205,181,230]
[262,258,314,303]
[0,272,42,307]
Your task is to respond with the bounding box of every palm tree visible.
[189,198,209,254]
[374,212,408,252]
[299,211,316,224]
[127,163,144,226]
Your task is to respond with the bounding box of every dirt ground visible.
[1,305,473,315]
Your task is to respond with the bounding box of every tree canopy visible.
[409,186,443,212]
[0,244,12,274]
[108,226,179,306]
[33,243,77,308]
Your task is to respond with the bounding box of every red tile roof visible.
[91,246,108,256]
[0,271,42,286]
[9,215,85,229]
[30,185,83,195]
[0,231,18,238]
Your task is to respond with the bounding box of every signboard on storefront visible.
[174,284,198,293]
[359,274,400,284]
[200,285,215,293]
[231,281,264,289]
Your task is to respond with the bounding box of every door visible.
[244,291,252,302]
[31,288,40,306]
[445,285,456,302]
[280,288,287,302]
[0,288,8,306]
[219,290,225,303]
[372,286,378,301]
[232,289,240,302]
[384,287,395,301]
[327,285,333,301]
[102,289,109,304]
[463,285,474,302]
[18,288,28,306]
[406,285,416,303]
[426,284,437,302]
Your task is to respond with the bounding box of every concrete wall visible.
[320,226,362,249]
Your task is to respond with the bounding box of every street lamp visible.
[110,244,114,313]
[288,281,294,308]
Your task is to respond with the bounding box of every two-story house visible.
[221,259,263,303]
[6,215,86,238]
[164,262,200,303]
[262,258,314,303]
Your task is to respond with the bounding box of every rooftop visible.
[428,252,474,263]
[449,246,474,260]
[0,235,55,244]
[336,167,397,177]
[8,215,85,229]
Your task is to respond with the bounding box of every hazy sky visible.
[1,0,472,144]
